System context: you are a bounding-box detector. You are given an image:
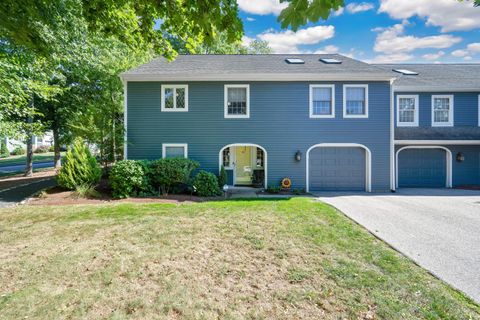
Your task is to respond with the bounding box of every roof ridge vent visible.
[320,58,342,64]
[285,58,305,64]
[393,68,419,75]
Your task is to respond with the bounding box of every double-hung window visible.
[343,85,368,118]
[432,95,453,127]
[397,95,419,127]
[162,144,188,158]
[161,85,188,112]
[310,85,335,118]
[225,84,249,118]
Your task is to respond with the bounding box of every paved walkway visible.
[315,188,480,303]
[0,161,54,174]
[0,178,57,208]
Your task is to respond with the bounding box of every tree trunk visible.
[25,135,33,177]
[53,127,61,168]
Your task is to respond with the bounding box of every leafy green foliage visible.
[278,0,344,30]
[0,140,9,158]
[72,184,101,199]
[109,160,146,199]
[218,165,228,188]
[149,158,200,195]
[266,185,281,194]
[57,138,101,190]
[193,171,221,197]
[11,146,25,156]
[34,145,50,153]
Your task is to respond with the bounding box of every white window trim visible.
[162,143,188,158]
[224,84,250,119]
[431,94,453,127]
[396,95,419,127]
[343,84,369,118]
[161,84,188,112]
[309,84,335,118]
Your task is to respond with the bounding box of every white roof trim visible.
[120,73,395,82]
[394,86,480,92]
[395,140,480,145]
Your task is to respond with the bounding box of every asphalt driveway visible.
[315,188,480,303]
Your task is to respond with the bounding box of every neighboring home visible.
[6,131,54,153]
[120,55,480,192]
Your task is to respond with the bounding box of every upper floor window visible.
[225,84,250,118]
[161,85,188,112]
[162,143,188,158]
[343,85,368,118]
[309,85,335,118]
[432,95,453,127]
[397,95,419,127]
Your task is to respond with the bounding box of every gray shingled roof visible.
[374,64,480,91]
[121,54,393,81]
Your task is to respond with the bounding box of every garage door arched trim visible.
[395,146,452,189]
[306,143,372,193]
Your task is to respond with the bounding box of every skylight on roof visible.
[393,69,419,76]
[320,58,342,64]
[285,58,305,64]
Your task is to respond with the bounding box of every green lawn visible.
[0,198,478,319]
[0,152,59,166]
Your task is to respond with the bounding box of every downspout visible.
[390,78,396,192]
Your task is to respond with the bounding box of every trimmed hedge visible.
[149,158,199,195]
[193,170,221,197]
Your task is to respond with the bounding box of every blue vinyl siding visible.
[448,145,480,187]
[394,92,480,128]
[127,81,392,191]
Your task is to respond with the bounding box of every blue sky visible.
[237,0,480,63]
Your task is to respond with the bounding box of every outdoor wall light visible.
[295,150,302,162]
[456,152,465,162]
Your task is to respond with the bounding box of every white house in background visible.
[5,131,54,152]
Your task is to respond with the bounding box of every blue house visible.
[120,55,480,192]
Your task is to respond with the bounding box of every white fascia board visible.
[120,73,395,82]
[395,140,480,145]
[394,86,480,92]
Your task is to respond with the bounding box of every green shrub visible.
[11,146,25,155]
[57,138,101,190]
[109,160,146,199]
[218,165,228,187]
[149,158,199,195]
[48,145,55,152]
[193,170,221,197]
[0,141,9,158]
[73,184,101,199]
[266,185,281,194]
[34,145,50,153]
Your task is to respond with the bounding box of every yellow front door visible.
[235,146,252,185]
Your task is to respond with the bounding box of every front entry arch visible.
[218,143,268,187]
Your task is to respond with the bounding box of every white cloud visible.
[258,25,335,53]
[246,17,256,22]
[332,7,344,16]
[379,0,480,32]
[368,53,414,63]
[373,21,462,54]
[237,0,287,16]
[422,51,445,60]
[241,36,254,47]
[314,45,340,54]
[346,2,375,14]
[451,42,480,59]
[452,49,469,58]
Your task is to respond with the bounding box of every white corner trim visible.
[390,79,395,191]
[224,84,250,119]
[395,146,452,189]
[161,84,189,112]
[431,94,454,127]
[162,143,188,159]
[395,140,480,145]
[218,143,267,187]
[123,80,128,160]
[396,95,419,127]
[309,84,335,119]
[343,84,369,119]
[306,143,372,193]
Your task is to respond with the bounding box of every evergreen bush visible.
[218,165,228,188]
[193,170,221,197]
[57,138,101,190]
[149,158,199,195]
